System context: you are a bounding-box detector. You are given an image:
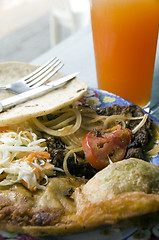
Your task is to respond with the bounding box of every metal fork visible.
[0,57,64,94]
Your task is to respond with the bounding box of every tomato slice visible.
[82,125,132,170]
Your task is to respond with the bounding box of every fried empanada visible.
[0,177,86,237]
[74,158,159,228]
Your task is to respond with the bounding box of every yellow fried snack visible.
[0,177,86,237]
[74,158,159,228]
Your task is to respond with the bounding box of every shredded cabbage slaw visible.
[0,127,54,191]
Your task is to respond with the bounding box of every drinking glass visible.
[90,0,159,107]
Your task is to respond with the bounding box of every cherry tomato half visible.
[82,125,132,170]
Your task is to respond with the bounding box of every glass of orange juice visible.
[90,0,159,107]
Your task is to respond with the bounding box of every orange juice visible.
[91,0,159,107]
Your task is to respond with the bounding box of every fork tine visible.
[21,58,57,83]
[31,63,64,88]
[25,57,60,84]
[27,60,63,87]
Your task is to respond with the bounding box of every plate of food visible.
[0,62,159,240]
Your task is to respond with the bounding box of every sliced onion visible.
[32,108,82,137]
[132,114,148,134]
